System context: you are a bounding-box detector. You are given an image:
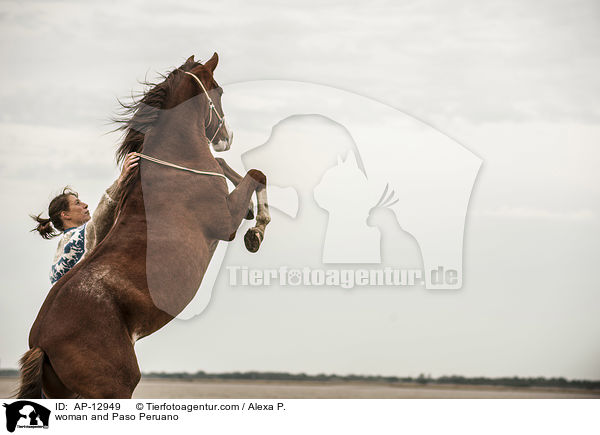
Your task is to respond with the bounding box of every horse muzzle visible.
[212,121,233,152]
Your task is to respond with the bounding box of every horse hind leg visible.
[41,359,78,399]
[45,340,141,399]
[15,347,78,399]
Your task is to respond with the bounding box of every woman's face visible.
[63,194,90,227]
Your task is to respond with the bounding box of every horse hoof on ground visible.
[244,228,263,253]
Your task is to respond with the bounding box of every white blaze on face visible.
[212,119,233,152]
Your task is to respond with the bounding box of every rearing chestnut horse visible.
[17,53,270,398]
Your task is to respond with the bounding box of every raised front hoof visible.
[244,227,263,253]
[245,207,255,220]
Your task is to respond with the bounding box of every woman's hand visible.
[117,153,140,186]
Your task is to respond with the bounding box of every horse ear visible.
[204,52,219,73]
[185,55,195,64]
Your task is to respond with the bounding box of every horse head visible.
[162,52,233,153]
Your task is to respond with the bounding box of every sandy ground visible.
[2,377,599,399]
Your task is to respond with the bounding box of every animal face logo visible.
[3,401,50,432]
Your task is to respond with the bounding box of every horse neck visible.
[143,96,215,167]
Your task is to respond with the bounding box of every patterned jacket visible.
[49,181,119,284]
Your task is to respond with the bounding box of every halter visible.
[183,70,226,145]
[130,70,229,180]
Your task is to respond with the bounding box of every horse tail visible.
[15,347,45,399]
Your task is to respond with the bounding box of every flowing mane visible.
[111,58,201,206]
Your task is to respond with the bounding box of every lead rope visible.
[132,152,226,179]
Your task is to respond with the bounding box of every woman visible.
[31,153,139,284]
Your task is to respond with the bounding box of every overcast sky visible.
[1,0,599,380]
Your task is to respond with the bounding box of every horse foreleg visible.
[216,157,254,220]
[224,169,270,252]
[245,183,270,253]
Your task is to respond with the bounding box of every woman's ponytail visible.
[30,214,58,239]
